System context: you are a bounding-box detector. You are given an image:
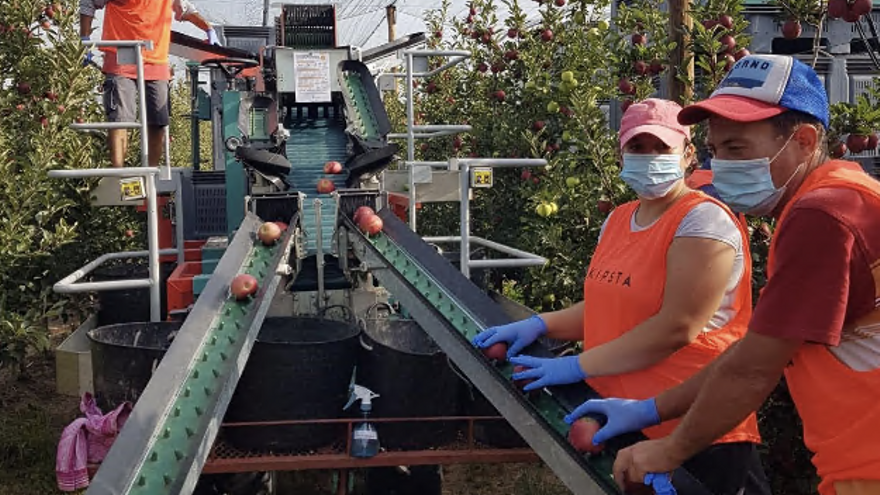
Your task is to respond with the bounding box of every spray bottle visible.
[344,384,380,458]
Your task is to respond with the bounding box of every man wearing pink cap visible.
[472,98,769,493]
[583,54,880,495]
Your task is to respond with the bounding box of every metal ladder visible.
[48,39,182,322]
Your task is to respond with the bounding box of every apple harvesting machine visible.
[47,5,715,495]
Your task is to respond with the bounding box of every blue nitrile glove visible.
[81,36,93,66]
[471,315,547,359]
[644,472,676,495]
[563,398,660,445]
[509,355,587,392]
[206,28,221,46]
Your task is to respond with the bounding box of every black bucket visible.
[224,317,360,453]
[88,321,183,411]
[91,260,175,326]
[358,317,463,450]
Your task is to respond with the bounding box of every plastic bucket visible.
[358,317,463,450]
[224,317,361,453]
[90,260,175,325]
[88,321,183,410]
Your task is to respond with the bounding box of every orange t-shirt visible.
[100,0,174,81]
[583,191,760,444]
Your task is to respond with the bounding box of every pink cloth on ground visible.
[56,393,132,491]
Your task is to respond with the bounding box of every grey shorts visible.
[102,75,170,127]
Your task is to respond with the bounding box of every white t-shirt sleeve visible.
[674,202,741,252]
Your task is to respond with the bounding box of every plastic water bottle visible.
[351,407,380,458]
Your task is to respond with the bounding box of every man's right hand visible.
[471,315,547,359]
[564,398,661,445]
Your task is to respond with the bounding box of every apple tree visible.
[0,0,140,374]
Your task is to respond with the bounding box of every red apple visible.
[482,342,508,362]
[847,134,869,154]
[316,178,336,194]
[230,274,259,301]
[353,206,375,223]
[702,19,718,30]
[618,78,635,95]
[504,49,519,61]
[597,199,614,213]
[719,34,736,53]
[469,6,477,15]
[481,32,491,44]
[631,33,646,45]
[868,133,879,150]
[453,135,462,148]
[843,8,862,22]
[718,14,734,29]
[45,5,56,18]
[851,0,872,17]
[16,82,30,95]
[782,20,802,40]
[532,120,545,131]
[521,169,532,181]
[734,48,750,61]
[541,29,553,42]
[554,0,565,6]
[477,62,488,73]
[512,365,536,391]
[273,221,288,231]
[40,116,48,128]
[425,82,437,93]
[828,0,848,18]
[649,59,664,75]
[257,221,282,246]
[493,90,506,102]
[358,213,384,236]
[491,61,505,73]
[723,54,736,71]
[620,99,633,113]
[434,30,442,39]
[568,417,604,454]
[633,60,648,75]
[507,28,519,38]
[830,141,847,158]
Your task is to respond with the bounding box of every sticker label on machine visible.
[294,52,332,103]
[353,429,378,441]
[119,177,146,201]
[471,167,493,188]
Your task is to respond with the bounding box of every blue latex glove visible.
[564,398,660,445]
[644,472,676,495]
[471,315,547,359]
[509,355,587,392]
[206,28,221,46]
[81,36,93,66]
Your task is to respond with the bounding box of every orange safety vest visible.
[583,191,761,443]
[771,160,880,494]
[101,0,174,67]
[685,169,714,190]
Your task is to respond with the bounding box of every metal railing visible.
[384,49,473,232]
[48,39,175,322]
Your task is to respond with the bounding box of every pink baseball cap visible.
[619,98,691,150]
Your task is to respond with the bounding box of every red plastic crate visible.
[167,261,202,315]
[387,192,421,223]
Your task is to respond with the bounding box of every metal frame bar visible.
[49,167,163,321]
[401,49,473,232]
[422,236,546,270]
[456,158,547,278]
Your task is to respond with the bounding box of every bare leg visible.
[108,129,128,168]
[147,125,165,168]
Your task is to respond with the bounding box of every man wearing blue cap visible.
[564,54,880,495]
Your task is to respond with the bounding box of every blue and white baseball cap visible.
[678,54,829,128]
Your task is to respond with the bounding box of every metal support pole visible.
[189,63,201,170]
[162,126,171,180]
[174,171,186,266]
[315,198,325,311]
[459,160,470,278]
[135,47,150,168]
[145,174,161,322]
[405,53,417,232]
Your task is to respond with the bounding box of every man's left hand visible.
[206,28,221,46]
[612,438,687,492]
[509,355,587,391]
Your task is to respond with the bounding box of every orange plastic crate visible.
[167,261,202,315]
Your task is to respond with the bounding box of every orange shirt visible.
[770,161,880,494]
[583,191,760,444]
[100,0,174,80]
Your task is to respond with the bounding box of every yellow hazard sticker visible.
[120,177,146,201]
[471,167,493,188]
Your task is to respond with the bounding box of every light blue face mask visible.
[620,153,684,200]
[710,134,802,216]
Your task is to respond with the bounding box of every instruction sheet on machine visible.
[294,52,332,103]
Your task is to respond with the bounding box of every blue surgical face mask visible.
[620,153,684,200]
[710,134,802,216]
